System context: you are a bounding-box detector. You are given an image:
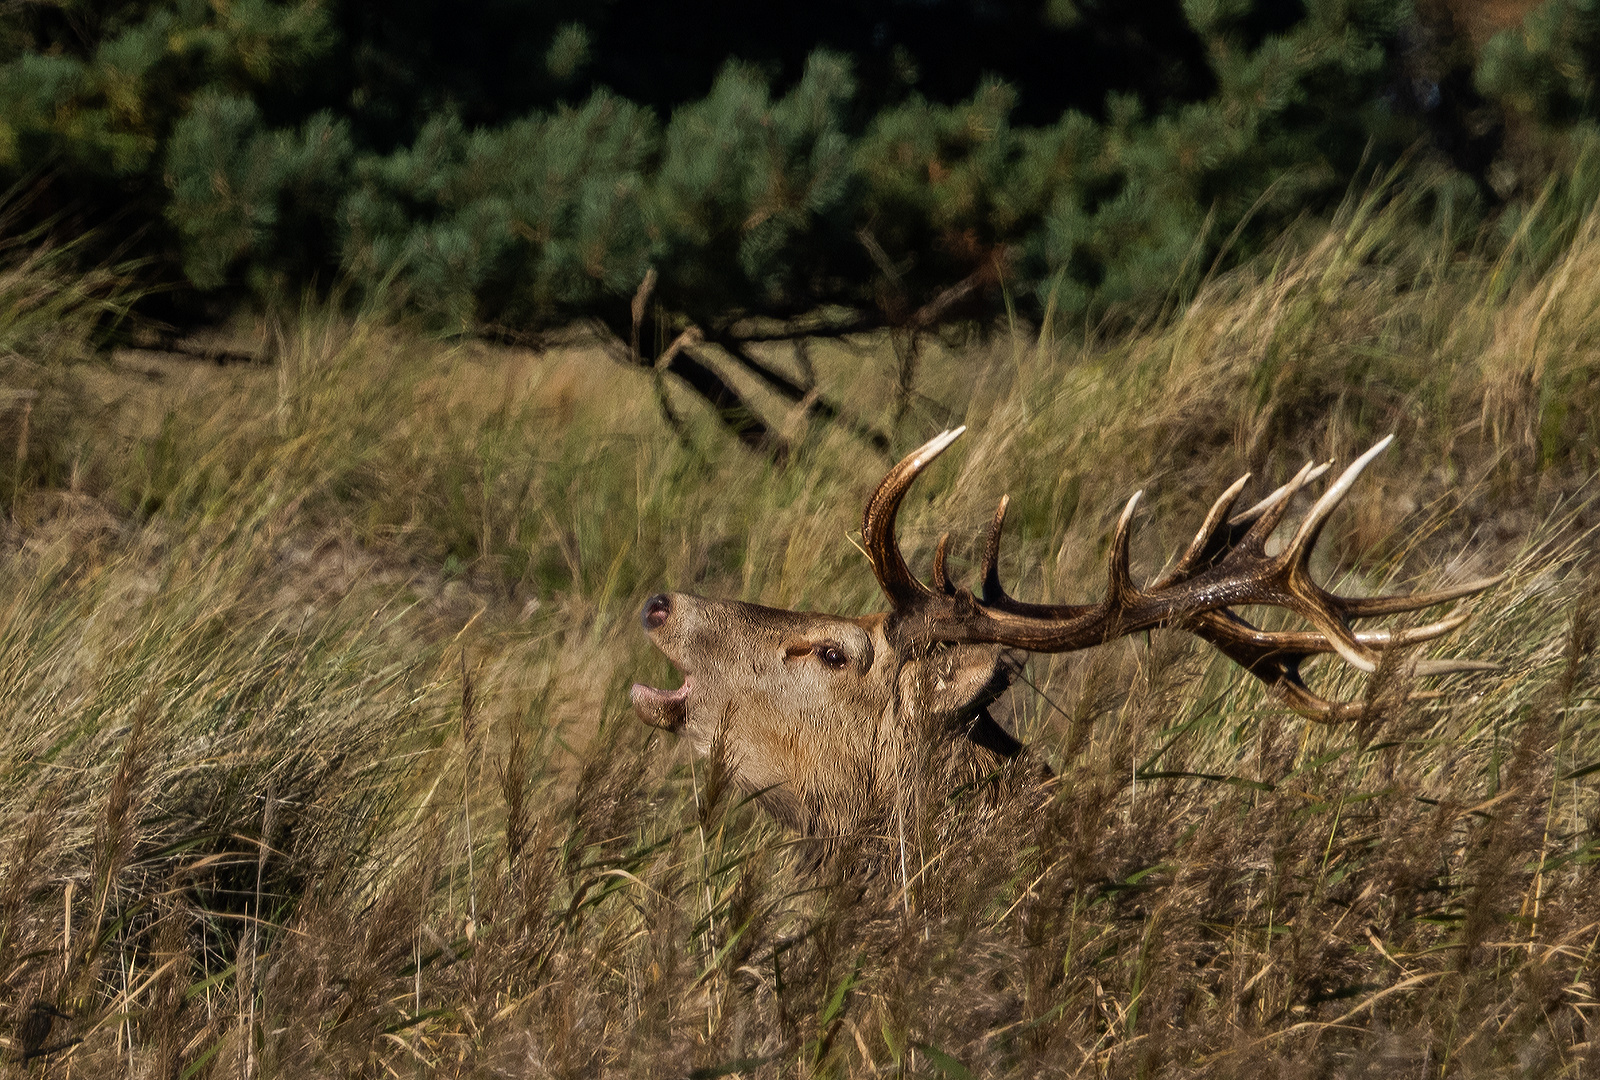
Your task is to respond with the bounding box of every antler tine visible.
[1233,458,1320,557]
[1191,607,1496,722]
[932,533,956,596]
[972,491,1097,620]
[1411,657,1501,676]
[1281,435,1393,571]
[1149,472,1251,591]
[1263,437,1494,676]
[1229,461,1333,528]
[1198,607,1476,654]
[1191,611,1361,722]
[1300,612,1381,672]
[862,427,965,606]
[1292,579,1492,678]
[1104,491,1143,609]
[1144,462,1332,591]
[980,495,1010,604]
[1359,609,1475,646]
[1335,575,1504,619]
[1277,682,1365,723]
[1244,439,1404,674]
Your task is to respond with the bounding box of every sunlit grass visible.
[0,183,1596,1076]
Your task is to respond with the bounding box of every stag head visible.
[631,429,1497,839]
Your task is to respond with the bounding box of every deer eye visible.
[816,643,850,670]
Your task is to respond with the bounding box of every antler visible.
[863,428,1499,722]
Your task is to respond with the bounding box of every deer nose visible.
[642,593,672,630]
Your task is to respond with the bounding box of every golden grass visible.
[0,185,1596,1076]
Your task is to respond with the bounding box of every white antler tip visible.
[911,426,966,469]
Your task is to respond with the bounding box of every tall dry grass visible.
[0,183,1596,1076]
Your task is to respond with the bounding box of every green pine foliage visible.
[1461,0,1600,275]
[0,1,333,185]
[856,82,1027,302]
[341,94,657,333]
[166,95,350,292]
[1476,0,1600,127]
[650,53,860,319]
[341,0,1421,334]
[4,0,1600,346]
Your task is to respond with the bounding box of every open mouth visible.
[630,674,693,731]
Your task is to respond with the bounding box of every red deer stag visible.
[631,429,1496,840]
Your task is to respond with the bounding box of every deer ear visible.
[900,643,1007,720]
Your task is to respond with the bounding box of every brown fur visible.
[631,594,1028,846]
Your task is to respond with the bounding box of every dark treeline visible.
[11,1,1242,156]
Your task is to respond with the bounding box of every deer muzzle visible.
[632,592,693,731]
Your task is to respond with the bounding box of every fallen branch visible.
[708,331,891,458]
[608,280,788,460]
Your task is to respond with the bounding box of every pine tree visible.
[9,0,1600,454]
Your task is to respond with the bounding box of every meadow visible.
[1,183,1598,1077]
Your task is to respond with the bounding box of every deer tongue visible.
[630,676,692,731]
